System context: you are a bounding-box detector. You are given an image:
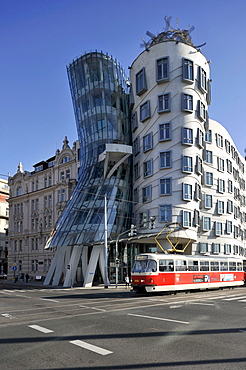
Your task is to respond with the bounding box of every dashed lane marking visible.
[70,339,113,355]
[128,313,189,324]
[28,324,54,333]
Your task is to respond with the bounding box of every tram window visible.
[229,262,236,271]
[175,260,187,271]
[132,259,157,273]
[237,262,243,271]
[200,261,209,271]
[147,260,157,272]
[210,261,219,271]
[159,260,174,272]
[188,260,198,271]
[220,262,228,271]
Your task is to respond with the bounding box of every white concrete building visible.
[130,25,246,258]
[7,137,80,281]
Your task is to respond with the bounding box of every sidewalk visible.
[0,278,129,290]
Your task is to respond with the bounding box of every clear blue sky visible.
[1,0,246,178]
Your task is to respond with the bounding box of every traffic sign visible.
[12,266,17,271]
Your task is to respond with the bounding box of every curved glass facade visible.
[51,51,131,248]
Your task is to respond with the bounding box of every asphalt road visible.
[1,284,246,369]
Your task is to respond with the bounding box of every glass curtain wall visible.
[50,51,131,247]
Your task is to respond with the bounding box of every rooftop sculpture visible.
[141,16,197,50]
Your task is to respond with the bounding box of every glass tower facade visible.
[50,51,132,249]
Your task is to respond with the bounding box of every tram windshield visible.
[132,259,157,273]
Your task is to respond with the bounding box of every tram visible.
[131,253,245,293]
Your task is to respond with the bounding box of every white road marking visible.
[223,296,246,301]
[2,313,15,319]
[39,298,60,303]
[28,325,54,333]
[128,313,189,324]
[188,302,214,306]
[70,339,113,355]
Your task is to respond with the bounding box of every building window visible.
[142,185,152,203]
[203,216,211,231]
[218,179,225,193]
[197,128,204,148]
[182,127,193,145]
[140,100,150,122]
[205,194,213,208]
[143,159,153,177]
[195,183,201,201]
[159,205,172,222]
[134,162,140,180]
[215,222,223,236]
[218,158,224,172]
[205,130,212,143]
[228,180,233,193]
[199,67,207,92]
[216,133,223,148]
[183,183,192,201]
[225,139,231,153]
[89,208,104,224]
[131,111,138,132]
[198,101,206,121]
[143,132,153,152]
[182,58,194,82]
[156,57,169,82]
[227,199,233,213]
[196,156,203,175]
[133,188,139,203]
[158,93,170,113]
[194,209,200,226]
[212,243,220,254]
[182,93,193,112]
[136,68,147,96]
[133,136,140,156]
[183,210,192,228]
[224,244,231,254]
[226,220,232,234]
[205,150,213,164]
[16,187,22,196]
[227,159,232,173]
[182,156,193,173]
[217,200,224,214]
[160,178,172,195]
[66,169,70,179]
[62,156,70,164]
[159,122,171,141]
[205,172,213,186]
[160,150,172,169]
[200,242,208,253]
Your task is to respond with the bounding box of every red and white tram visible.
[131,253,245,293]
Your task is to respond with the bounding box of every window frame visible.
[158,93,171,113]
[182,93,193,112]
[159,122,171,141]
[182,58,194,83]
[136,67,147,96]
[160,150,172,169]
[140,100,151,122]
[156,57,169,83]
[160,177,172,196]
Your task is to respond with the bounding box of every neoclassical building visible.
[0,178,9,275]
[7,137,80,280]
